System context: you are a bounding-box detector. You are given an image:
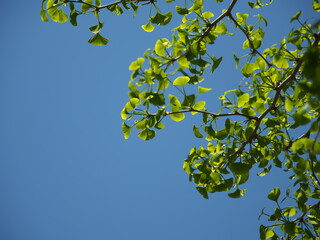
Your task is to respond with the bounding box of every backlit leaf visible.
[173,76,190,87]
[141,23,155,32]
[122,122,131,139]
[198,87,212,93]
[238,93,249,107]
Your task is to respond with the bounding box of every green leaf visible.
[173,76,190,87]
[198,87,212,94]
[273,53,289,68]
[215,129,228,140]
[228,189,247,198]
[292,109,312,128]
[181,94,196,107]
[150,11,172,26]
[210,56,223,73]
[170,106,185,122]
[233,53,240,69]
[193,125,203,138]
[122,122,131,139]
[229,162,251,175]
[89,22,104,34]
[46,0,69,23]
[141,23,154,32]
[145,92,166,106]
[82,0,93,12]
[268,187,280,202]
[107,4,123,15]
[95,0,101,7]
[176,6,189,15]
[236,12,249,25]
[257,165,272,176]
[155,122,165,129]
[290,11,302,22]
[169,95,181,107]
[193,101,206,111]
[313,0,320,11]
[283,221,297,236]
[241,62,259,76]
[238,93,249,107]
[40,9,49,22]
[260,225,275,240]
[214,22,227,34]
[70,6,79,26]
[138,128,156,140]
[154,38,170,57]
[285,98,294,112]
[129,58,144,71]
[255,14,268,26]
[283,207,297,217]
[196,187,208,199]
[88,33,109,46]
[202,11,214,19]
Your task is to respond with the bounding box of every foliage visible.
[41,0,320,239]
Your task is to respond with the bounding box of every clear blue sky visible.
[0,1,317,240]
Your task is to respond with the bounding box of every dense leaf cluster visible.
[41,0,320,239]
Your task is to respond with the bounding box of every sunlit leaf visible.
[122,122,131,139]
[198,87,212,94]
[238,93,250,107]
[138,128,156,140]
[141,23,155,32]
[173,76,190,87]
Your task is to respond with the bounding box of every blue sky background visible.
[0,1,317,240]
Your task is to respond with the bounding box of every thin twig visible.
[228,12,272,67]
[229,32,320,158]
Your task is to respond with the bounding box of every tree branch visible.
[63,0,152,11]
[147,108,259,121]
[199,0,238,42]
[227,12,272,67]
[229,32,320,158]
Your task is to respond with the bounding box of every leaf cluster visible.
[40,0,320,239]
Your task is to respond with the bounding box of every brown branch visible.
[148,108,258,120]
[63,0,152,11]
[227,12,272,68]
[285,116,320,150]
[293,201,320,223]
[229,32,320,159]
[162,0,239,74]
[199,0,238,42]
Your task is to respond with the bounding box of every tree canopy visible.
[41,0,320,239]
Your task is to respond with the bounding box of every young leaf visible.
[122,122,131,139]
[40,9,49,22]
[141,23,155,32]
[170,106,185,122]
[238,93,249,107]
[137,128,156,141]
[173,76,190,87]
[198,87,212,93]
[82,0,93,12]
